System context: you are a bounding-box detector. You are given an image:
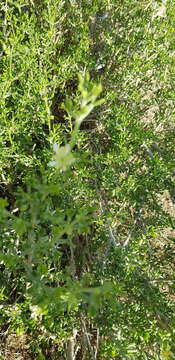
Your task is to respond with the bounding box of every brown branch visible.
[80,317,96,360]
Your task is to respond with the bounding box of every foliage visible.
[0,0,175,359]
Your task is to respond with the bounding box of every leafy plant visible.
[0,0,175,359]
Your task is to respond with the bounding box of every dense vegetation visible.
[0,0,175,359]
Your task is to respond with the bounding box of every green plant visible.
[0,0,175,359]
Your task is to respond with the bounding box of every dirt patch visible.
[0,334,31,360]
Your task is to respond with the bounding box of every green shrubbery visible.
[0,0,175,359]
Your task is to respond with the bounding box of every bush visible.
[0,0,175,359]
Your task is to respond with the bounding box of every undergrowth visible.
[0,0,175,359]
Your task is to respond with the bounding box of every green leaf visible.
[14,218,28,235]
[51,144,75,171]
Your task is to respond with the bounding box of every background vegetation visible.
[0,0,175,359]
